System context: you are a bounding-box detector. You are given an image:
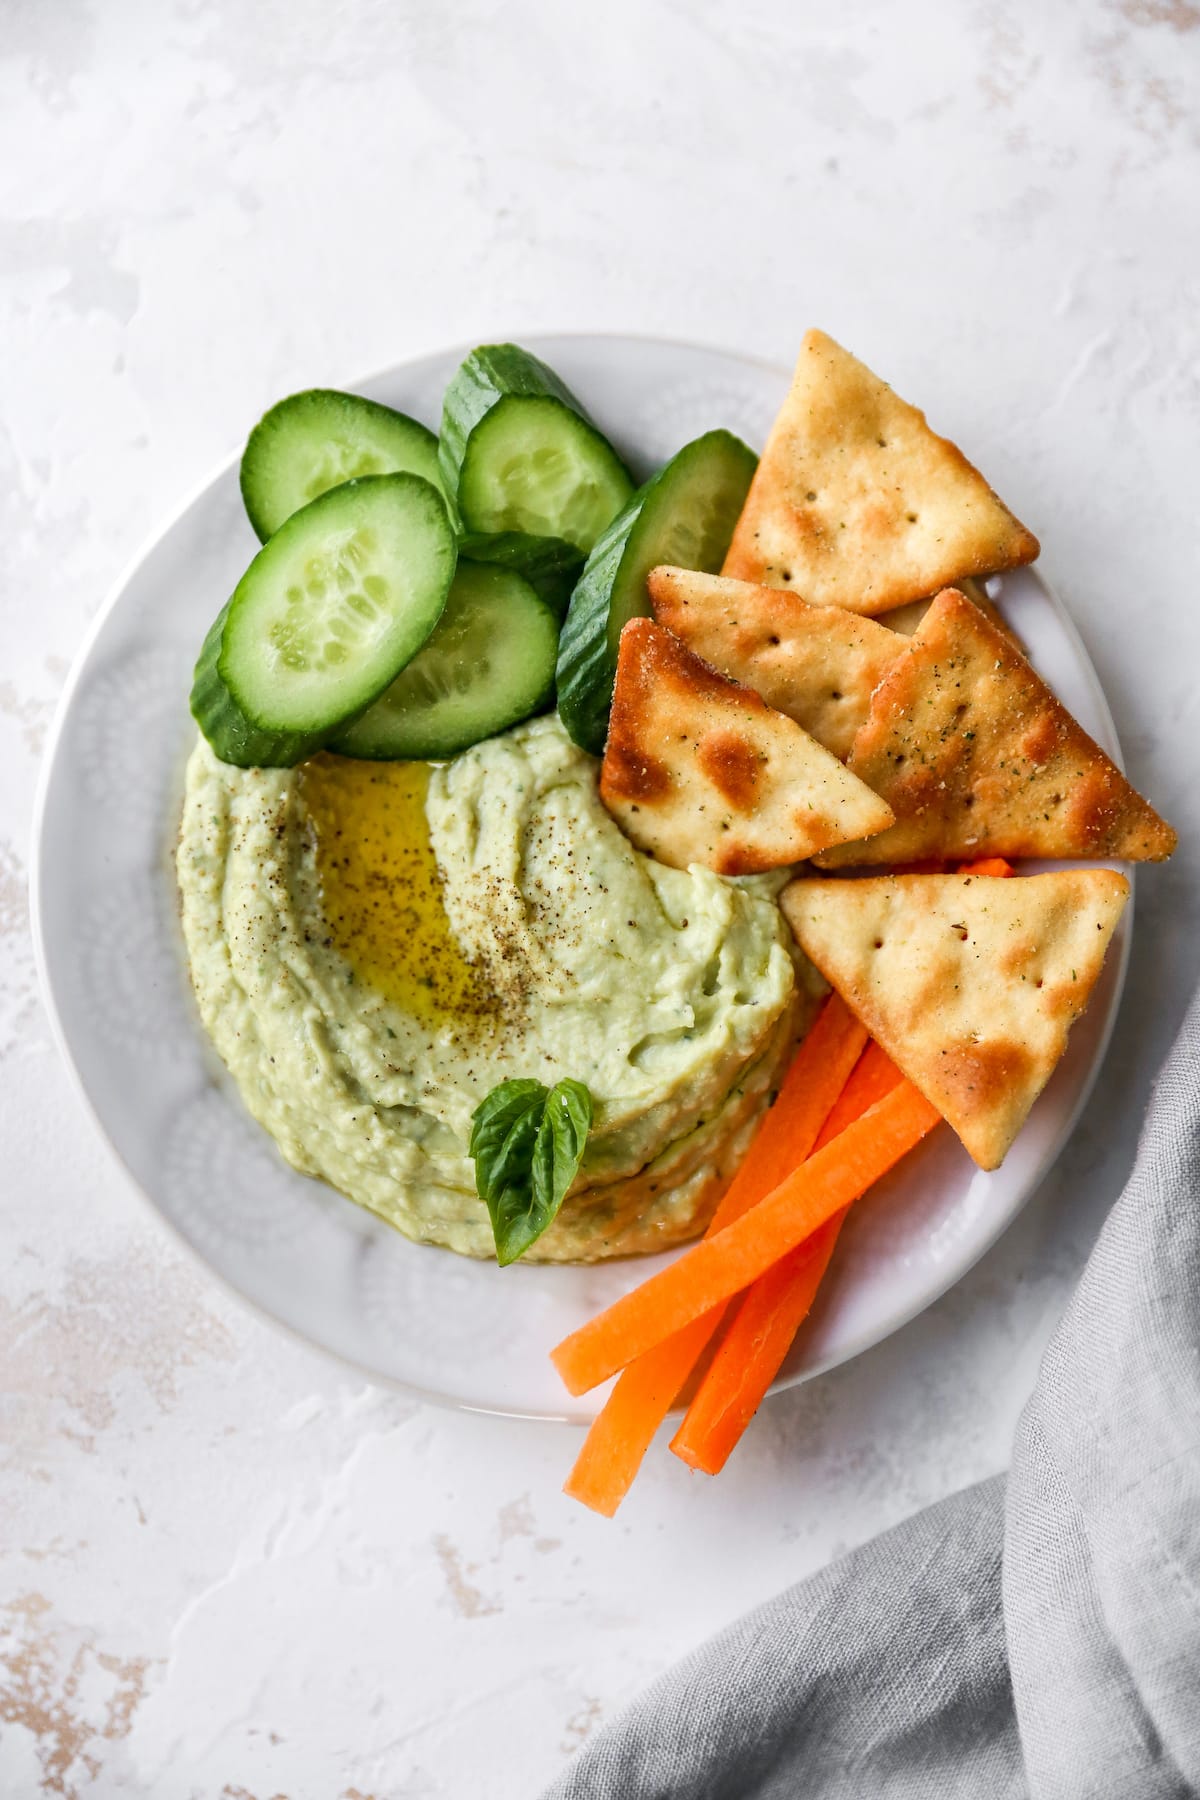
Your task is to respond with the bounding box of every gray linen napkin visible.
[543,990,1200,1799]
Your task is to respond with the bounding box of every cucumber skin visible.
[438,345,596,497]
[457,531,583,621]
[190,604,325,767]
[556,430,758,756]
[241,389,444,542]
[554,512,635,757]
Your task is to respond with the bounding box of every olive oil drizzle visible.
[298,755,494,1025]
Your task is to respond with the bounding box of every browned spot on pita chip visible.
[601,739,671,805]
[695,729,764,810]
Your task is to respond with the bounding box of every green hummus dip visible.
[177,714,809,1261]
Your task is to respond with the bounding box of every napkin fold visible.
[543,990,1200,1799]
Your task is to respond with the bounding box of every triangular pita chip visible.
[781,869,1129,1168]
[647,565,901,761]
[817,588,1176,866]
[722,329,1040,615]
[599,618,894,875]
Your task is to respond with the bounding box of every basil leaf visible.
[470,1077,546,1190]
[469,1076,593,1266]
[470,1078,547,1267]
[517,1077,593,1263]
[532,1079,593,1215]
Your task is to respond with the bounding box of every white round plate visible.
[32,334,1131,1422]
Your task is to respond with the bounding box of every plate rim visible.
[30,331,1134,1425]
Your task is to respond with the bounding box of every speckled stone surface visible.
[3,4,1199,1794]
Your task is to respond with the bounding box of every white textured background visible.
[3,2,1199,1794]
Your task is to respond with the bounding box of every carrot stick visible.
[562,996,866,1515]
[956,857,1014,877]
[894,859,1013,877]
[701,994,869,1232]
[672,1221,845,1474]
[562,1312,718,1515]
[551,1081,942,1397]
[670,1046,906,1475]
[811,1041,904,1153]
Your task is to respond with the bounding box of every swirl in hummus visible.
[177,714,811,1261]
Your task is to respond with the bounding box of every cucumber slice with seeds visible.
[241,389,446,541]
[441,345,634,554]
[457,531,584,620]
[192,474,456,767]
[556,430,758,755]
[331,560,559,762]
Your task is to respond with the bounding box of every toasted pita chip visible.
[646,565,901,760]
[781,869,1129,1168]
[599,619,894,875]
[817,588,1176,866]
[722,330,1040,615]
[884,577,1026,655]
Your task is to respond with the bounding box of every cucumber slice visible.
[190,602,315,768]
[440,345,634,553]
[556,430,758,755]
[241,389,446,541]
[331,560,559,762]
[457,531,584,621]
[193,474,456,766]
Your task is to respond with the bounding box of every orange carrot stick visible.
[811,1041,904,1153]
[673,1222,845,1475]
[706,994,869,1229]
[563,1312,718,1516]
[551,1081,942,1397]
[671,1045,906,1475]
[956,857,1014,877]
[562,995,866,1515]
